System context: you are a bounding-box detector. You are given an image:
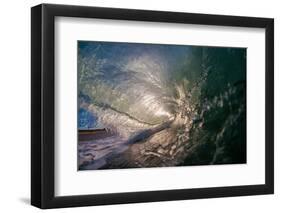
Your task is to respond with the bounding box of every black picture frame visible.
[31,3,274,209]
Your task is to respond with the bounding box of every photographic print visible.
[78,41,246,170]
[31,4,274,208]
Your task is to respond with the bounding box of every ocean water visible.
[78,41,246,170]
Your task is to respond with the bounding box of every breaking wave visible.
[78,42,246,169]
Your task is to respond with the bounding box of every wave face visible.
[78,41,246,170]
[78,42,188,136]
